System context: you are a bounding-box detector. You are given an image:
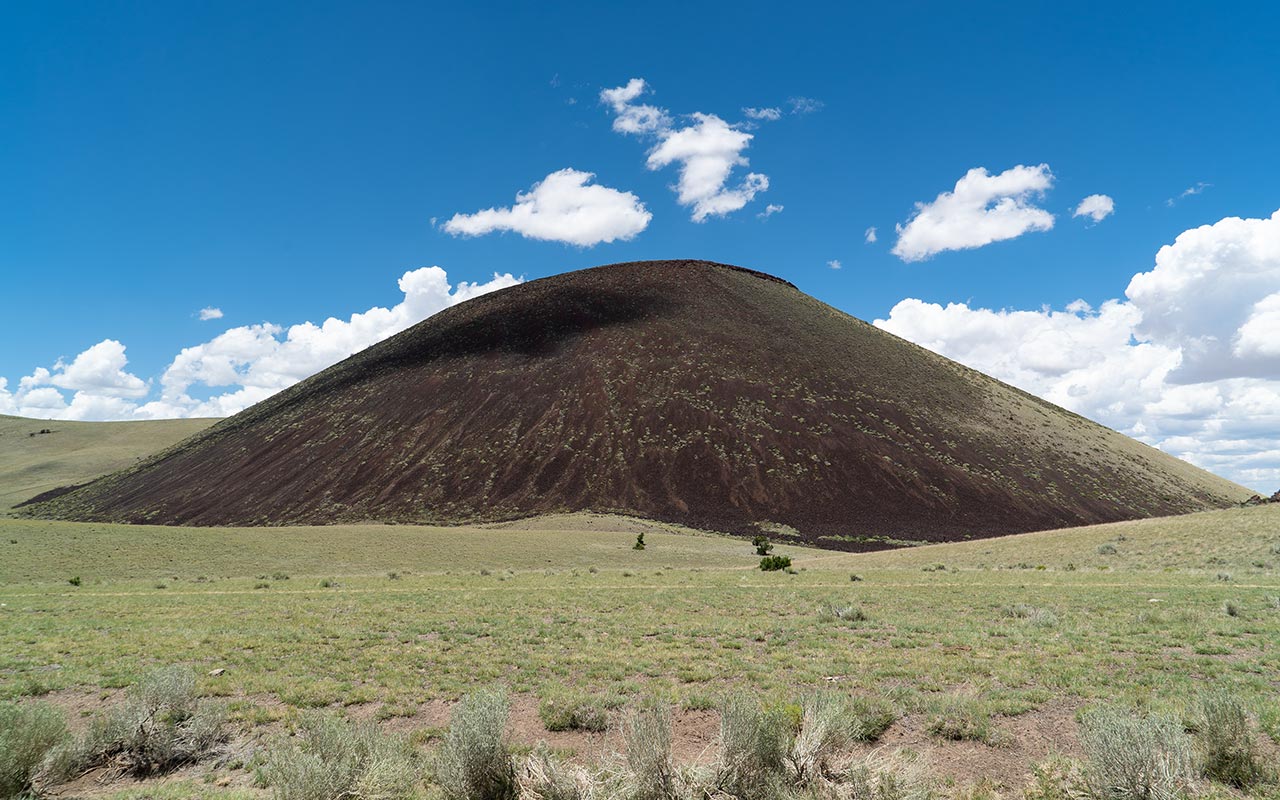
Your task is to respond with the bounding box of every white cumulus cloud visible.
[827,259,842,270]
[599,78,670,135]
[646,113,768,222]
[742,107,781,121]
[443,169,651,247]
[1073,194,1115,223]
[199,307,224,320]
[757,204,784,219]
[892,164,1055,262]
[865,226,877,244]
[876,207,1280,492]
[601,78,770,221]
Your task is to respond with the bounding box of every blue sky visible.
[3,2,1279,490]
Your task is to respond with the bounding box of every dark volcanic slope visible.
[29,260,1251,547]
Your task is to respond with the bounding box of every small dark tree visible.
[759,555,791,572]
[633,532,646,551]
[752,534,773,556]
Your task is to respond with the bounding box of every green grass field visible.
[3,507,1277,718]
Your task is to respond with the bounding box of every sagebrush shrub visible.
[47,665,226,780]
[265,713,418,800]
[435,688,516,800]
[518,744,596,800]
[0,702,68,799]
[788,692,853,785]
[624,703,677,800]
[1078,706,1194,800]
[1190,691,1267,788]
[715,693,789,798]
[844,752,934,800]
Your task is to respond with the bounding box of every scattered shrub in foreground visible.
[539,695,608,733]
[788,692,855,786]
[843,751,934,800]
[925,697,995,744]
[759,555,792,572]
[819,602,868,625]
[623,703,678,800]
[264,713,418,800]
[1001,604,1059,627]
[1078,706,1194,800]
[714,692,789,798]
[1190,691,1268,788]
[0,702,68,799]
[847,695,898,742]
[435,688,516,800]
[47,665,226,780]
[518,744,596,800]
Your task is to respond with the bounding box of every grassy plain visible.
[2,508,1277,716]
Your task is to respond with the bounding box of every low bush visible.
[752,535,773,556]
[518,744,596,800]
[843,751,934,800]
[47,666,226,780]
[264,713,418,800]
[623,703,678,800]
[1189,691,1268,788]
[0,702,68,798]
[847,695,898,742]
[434,688,516,800]
[1001,604,1059,627]
[715,692,789,798]
[538,695,608,733]
[1078,706,1194,800]
[819,602,868,625]
[788,692,854,786]
[1096,544,1118,555]
[759,555,792,572]
[925,697,995,743]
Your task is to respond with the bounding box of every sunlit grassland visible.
[2,508,1277,731]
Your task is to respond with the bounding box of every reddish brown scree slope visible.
[25,260,1252,548]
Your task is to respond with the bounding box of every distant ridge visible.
[25,260,1252,549]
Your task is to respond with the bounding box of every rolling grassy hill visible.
[0,414,216,511]
[22,260,1252,544]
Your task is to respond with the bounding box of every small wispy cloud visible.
[742,106,781,121]
[1166,182,1211,207]
[757,204,784,219]
[198,307,224,321]
[864,226,878,243]
[788,96,823,115]
[827,259,842,270]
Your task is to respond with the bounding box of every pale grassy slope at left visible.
[0,414,217,511]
